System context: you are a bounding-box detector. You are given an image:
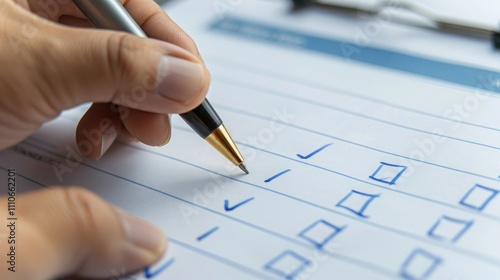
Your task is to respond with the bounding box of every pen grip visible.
[180,100,223,139]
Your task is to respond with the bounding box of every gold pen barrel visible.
[205,125,247,172]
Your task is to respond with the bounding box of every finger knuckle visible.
[58,186,102,236]
[106,33,141,86]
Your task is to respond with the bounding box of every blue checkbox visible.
[400,249,442,280]
[336,190,380,218]
[427,215,473,243]
[459,184,499,211]
[369,162,407,185]
[264,250,310,279]
[298,220,345,249]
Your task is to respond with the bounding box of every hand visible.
[0,0,210,279]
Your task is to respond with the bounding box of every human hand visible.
[0,0,210,279]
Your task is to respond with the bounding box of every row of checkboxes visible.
[265,247,442,280]
[263,213,473,279]
[370,162,499,212]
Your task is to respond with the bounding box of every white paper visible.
[2,0,500,279]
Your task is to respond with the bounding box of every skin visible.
[0,0,210,279]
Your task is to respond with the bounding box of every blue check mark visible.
[297,143,332,159]
[224,197,255,211]
[144,258,175,278]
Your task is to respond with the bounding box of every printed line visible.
[207,55,500,134]
[213,103,500,184]
[20,139,500,268]
[0,166,47,188]
[264,169,292,183]
[215,78,500,152]
[169,238,276,279]
[197,226,220,242]
[3,167,275,280]
[20,141,396,278]
[173,123,500,224]
[110,141,500,266]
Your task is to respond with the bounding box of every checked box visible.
[459,184,499,211]
[264,250,310,279]
[369,162,407,185]
[298,220,345,249]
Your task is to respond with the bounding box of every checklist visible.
[2,0,500,279]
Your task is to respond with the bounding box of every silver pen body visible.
[72,0,146,38]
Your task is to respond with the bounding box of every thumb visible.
[28,23,210,116]
[0,187,167,280]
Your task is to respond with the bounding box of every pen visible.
[72,0,248,174]
[292,0,500,50]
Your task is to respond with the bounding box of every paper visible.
[2,0,500,278]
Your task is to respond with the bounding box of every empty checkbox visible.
[298,220,345,249]
[459,184,499,211]
[264,250,310,279]
[400,249,441,280]
[336,190,380,218]
[427,215,473,243]
[369,162,408,185]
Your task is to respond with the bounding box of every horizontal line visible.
[170,126,500,264]
[213,103,500,184]
[169,238,276,279]
[20,135,500,267]
[215,77,500,152]
[208,106,500,222]
[54,106,500,264]
[206,55,500,133]
[0,166,47,188]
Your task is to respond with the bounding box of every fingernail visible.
[157,56,204,103]
[116,209,166,255]
[98,126,118,159]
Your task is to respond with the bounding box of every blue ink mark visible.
[144,258,175,278]
[460,184,499,211]
[298,219,345,249]
[369,162,408,185]
[336,190,380,218]
[296,143,333,159]
[264,169,292,183]
[427,215,473,243]
[264,250,310,279]
[224,197,255,211]
[400,249,442,280]
[197,226,219,242]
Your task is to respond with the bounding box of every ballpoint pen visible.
[291,0,500,50]
[72,0,248,174]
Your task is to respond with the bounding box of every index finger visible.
[122,0,202,58]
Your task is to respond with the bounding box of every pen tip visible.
[239,163,249,174]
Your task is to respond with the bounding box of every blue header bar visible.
[211,17,500,94]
